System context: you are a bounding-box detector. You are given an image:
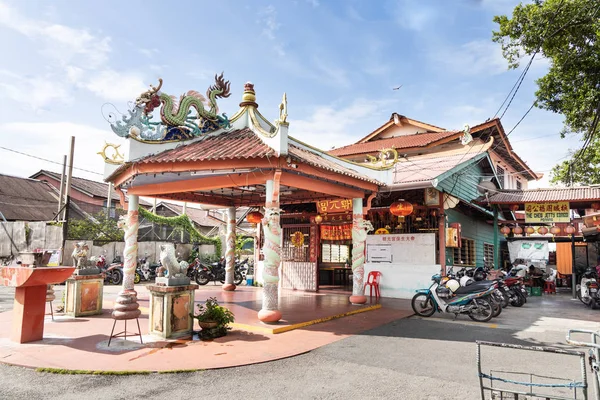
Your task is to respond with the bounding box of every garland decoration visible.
[291,231,304,248]
[138,206,222,255]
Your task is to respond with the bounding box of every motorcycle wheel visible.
[111,269,123,285]
[500,293,510,308]
[510,289,524,307]
[411,293,435,317]
[468,298,494,322]
[134,272,141,284]
[234,272,243,286]
[576,284,587,305]
[490,298,502,318]
[195,271,210,286]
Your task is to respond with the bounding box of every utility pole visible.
[106,182,113,216]
[57,155,67,215]
[61,137,75,264]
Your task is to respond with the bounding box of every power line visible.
[0,145,103,176]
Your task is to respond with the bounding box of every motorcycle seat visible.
[454,281,494,295]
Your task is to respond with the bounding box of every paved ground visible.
[1,287,599,400]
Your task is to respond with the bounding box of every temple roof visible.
[483,186,600,204]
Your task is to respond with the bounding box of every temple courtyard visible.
[0,286,599,399]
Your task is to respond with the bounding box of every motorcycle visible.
[195,258,243,286]
[577,268,600,309]
[135,253,160,283]
[445,267,503,317]
[412,273,496,322]
[95,254,124,285]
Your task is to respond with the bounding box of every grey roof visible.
[0,174,59,221]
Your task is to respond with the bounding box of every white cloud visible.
[260,5,280,40]
[395,2,437,31]
[0,2,111,68]
[139,48,159,58]
[290,98,394,150]
[433,40,508,76]
[0,70,71,110]
[77,69,147,103]
[0,122,114,181]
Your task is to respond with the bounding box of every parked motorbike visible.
[96,254,124,285]
[135,253,159,283]
[412,273,496,322]
[445,267,502,317]
[577,268,600,309]
[195,258,243,286]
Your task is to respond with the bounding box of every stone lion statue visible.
[159,243,187,278]
[71,242,89,269]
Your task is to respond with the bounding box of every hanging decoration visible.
[375,228,390,235]
[138,206,222,255]
[105,74,232,143]
[509,204,520,212]
[247,211,264,224]
[500,226,511,236]
[314,215,323,224]
[291,231,305,248]
[565,224,576,236]
[525,226,535,235]
[538,226,549,235]
[513,225,523,235]
[592,203,600,210]
[550,225,561,235]
[320,224,352,241]
[390,201,414,217]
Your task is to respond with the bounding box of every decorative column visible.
[112,195,141,321]
[350,198,373,305]
[223,207,237,291]
[258,178,282,323]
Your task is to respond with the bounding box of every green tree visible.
[67,211,124,241]
[492,0,600,184]
[235,235,253,258]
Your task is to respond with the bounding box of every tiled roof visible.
[33,170,121,201]
[329,131,460,157]
[139,128,275,164]
[0,174,58,221]
[159,202,220,227]
[486,187,600,204]
[288,144,382,185]
[392,151,485,187]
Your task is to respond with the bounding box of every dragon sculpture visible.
[107,73,232,142]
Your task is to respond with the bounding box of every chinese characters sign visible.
[316,199,353,214]
[524,202,570,223]
[320,224,352,241]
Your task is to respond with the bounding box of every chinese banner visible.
[316,199,353,214]
[320,224,352,241]
[525,202,570,223]
[309,224,318,262]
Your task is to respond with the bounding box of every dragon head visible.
[207,73,231,99]
[135,78,163,114]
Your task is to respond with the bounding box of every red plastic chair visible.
[364,271,382,300]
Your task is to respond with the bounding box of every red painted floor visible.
[0,286,413,372]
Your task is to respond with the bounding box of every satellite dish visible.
[477,178,497,194]
[443,194,459,210]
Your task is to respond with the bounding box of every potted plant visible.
[192,297,235,339]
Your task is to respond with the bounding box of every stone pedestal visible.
[147,284,198,339]
[65,274,104,317]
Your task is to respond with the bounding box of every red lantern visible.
[314,215,323,224]
[538,226,549,235]
[565,225,576,236]
[550,225,561,235]
[513,225,523,235]
[246,211,264,224]
[525,226,535,235]
[390,201,414,217]
[592,203,600,210]
[509,204,520,212]
[500,226,511,236]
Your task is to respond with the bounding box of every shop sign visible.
[320,214,352,222]
[524,202,570,223]
[309,224,318,262]
[316,199,353,214]
[320,224,352,241]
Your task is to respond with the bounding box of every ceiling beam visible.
[288,162,379,192]
[127,173,273,196]
[151,193,234,207]
[279,172,366,199]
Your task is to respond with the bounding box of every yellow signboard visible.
[524,202,570,223]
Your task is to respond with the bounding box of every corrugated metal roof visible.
[329,130,460,157]
[158,202,220,227]
[392,151,484,186]
[0,174,58,221]
[487,187,600,204]
[288,145,382,185]
[139,128,275,164]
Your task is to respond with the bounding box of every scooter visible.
[445,267,503,317]
[412,273,496,322]
[577,268,600,308]
[135,253,159,283]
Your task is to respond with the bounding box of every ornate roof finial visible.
[278,92,288,125]
[240,81,258,108]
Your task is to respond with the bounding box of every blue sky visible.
[0,0,581,187]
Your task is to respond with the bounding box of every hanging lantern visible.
[314,214,323,224]
[538,226,549,235]
[500,226,511,236]
[509,204,520,212]
[513,225,523,235]
[550,225,561,235]
[565,224,576,236]
[390,201,414,217]
[246,211,264,224]
[592,203,600,210]
[525,226,535,235]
